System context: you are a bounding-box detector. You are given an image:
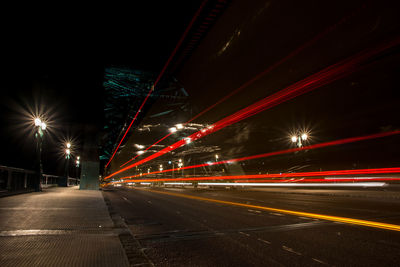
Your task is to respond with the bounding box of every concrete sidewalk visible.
[0,187,130,266]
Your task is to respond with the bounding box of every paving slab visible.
[0,186,129,267]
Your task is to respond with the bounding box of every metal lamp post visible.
[34,118,46,191]
[291,133,308,148]
[65,142,71,186]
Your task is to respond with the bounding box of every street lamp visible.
[34,117,47,191]
[178,158,184,177]
[291,132,309,147]
[64,142,72,186]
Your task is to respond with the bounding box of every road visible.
[103,187,400,266]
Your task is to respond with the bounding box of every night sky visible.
[0,1,203,174]
[1,1,400,178]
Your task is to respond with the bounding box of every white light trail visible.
[198,182,386,187]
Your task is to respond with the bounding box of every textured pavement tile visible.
[0,187,129,267]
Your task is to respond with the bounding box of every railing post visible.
[7,170,12,190]
[24,172,28,189]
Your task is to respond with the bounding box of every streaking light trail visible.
[120,132,173,168]
[106,37,400,179]
[197,182,386,187]
[110,167,400,184]
[133,188,400,232]
[117,6,366,169]
[111,130,400,180]
[105,0,209,168]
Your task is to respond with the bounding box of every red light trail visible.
[105,37,400,179]
[110,167,400,184]
[108,130,400,180]
[105,0,209,168]
[119,132,173,168]
[117,6,366,169]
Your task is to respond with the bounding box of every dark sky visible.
[1,0,400,178]
[106,0,400,177]
[0,1,203,174]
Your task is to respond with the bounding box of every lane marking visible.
[257,238,271,244]
[270,212,285,216]
[133,188,400,232]
[248,209,262,213]
[298,216,312,220]
[282,245,302,255]
[312,258,328,265]
[239,231,250,237]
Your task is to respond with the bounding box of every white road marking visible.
[312,258,328,265]
[282,245,302,255]
[298,216,312,220]
[270,212,284,216]
[239,231,250,237]
[248,209,262,213]
[257,238,271,244]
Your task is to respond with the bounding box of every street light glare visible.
[291,136,297,142]
[135,144,145,149]
[66,148,71,155]
[169,127,177,133]
[34,118,42,126]
[176,123,183,129]
[66,143,71,148]
[41,122,47,130]
[301,133,308,140]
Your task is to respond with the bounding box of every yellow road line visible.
[134,187,400,232]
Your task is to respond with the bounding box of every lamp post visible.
[178,158,183,177]
[65,142,71,186]
[291,132,308,148]
[75,156,80,185]
[34,118,46,191]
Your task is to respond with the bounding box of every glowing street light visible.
[135,144,144,149]
[176,123,183,129]
[34,118,42,126]
[169,127,177,133]
[64,142,72,184]
[291,132,309,147]
[33,117,47,191]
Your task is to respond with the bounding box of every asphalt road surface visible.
[102,187,400,266]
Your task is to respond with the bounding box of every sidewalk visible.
[0,186,129,266]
